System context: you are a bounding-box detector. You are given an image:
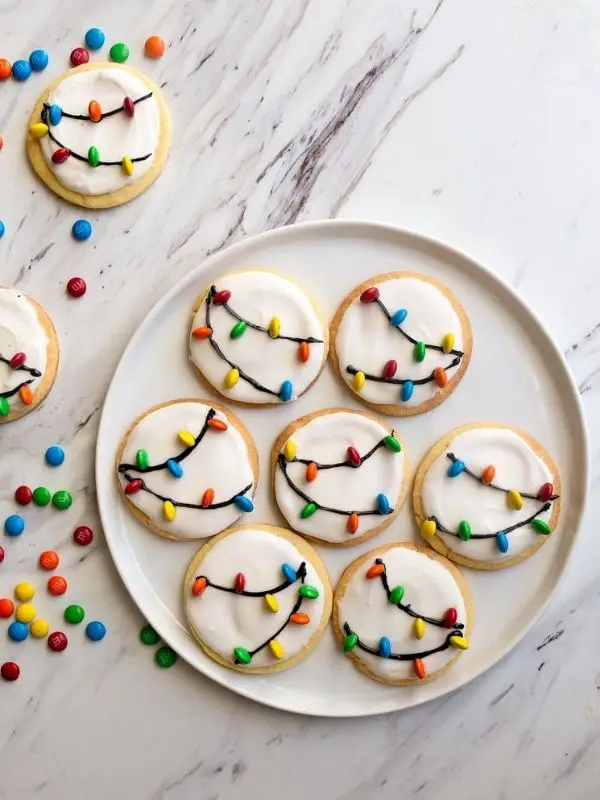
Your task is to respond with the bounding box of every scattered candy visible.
[110,42,129,63]
[72,219,92,241]
[140,624,160,645]
[4,515,24,536]
[0,137,3,150]
[52,490,72,510]
[48,631,68,652]
[66,277,87,298]
[32,486,51,506]
[1,661,20,681]
[12,60,31,81]
[0,59,11,80]
[85,620,106,641]
[0,221,5,238]
[45,445,65,466]
[70,47,89,67]
[47,575,67,596]
[15,603,36,623]
[8,621,28,641]
[73,526,93,546]
[29,49,49,72]
[0,598,14,617]
[85,28,106,50]
[144,35,165,58]
[0,546,3,564]
[155,645,177,668]
[15,582,35,602]
[64,604,85,624]
[39,550,59,571]
[30,618,49,638]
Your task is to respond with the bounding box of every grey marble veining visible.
[1,0,600,798]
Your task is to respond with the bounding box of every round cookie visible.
[27,62,171,208]
[332,542,473,686]
[184,524,332,673]
[0,287,59,423]
[116,399,258,541]
[413,423,561,570]
[189,270,328,406]
[330,272,472,416]
[272,407,408,546]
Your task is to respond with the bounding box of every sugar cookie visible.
[330,272,472,416]
[189,270,328,406]
[116,399,258,541]
[184,524,332,673]
[413,423,561,570]
[0,287,59,423]
[272,407,408,546]
[332,542,473,685]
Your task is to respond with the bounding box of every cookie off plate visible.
[96,220,587,717]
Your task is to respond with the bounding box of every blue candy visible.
[390,308,408,327]
[85,28,106,51]
[279,380,293,402]
[400,381,414,402]
[85,620,107,641]
[447,459,465,478]
[0,221,4,238]
[379,636,392,658]
[234,495,254,513]
[12,60,31,81]
[376,493,391,515]
[29,49,49,72]
[8,621,29,642]
[72,219,92,241]
[496,531,509,554]
[281,563,296,583]
[4,515,24,536]
[48,104,62,126]
[166,459,183,478]
[45,445,65,467]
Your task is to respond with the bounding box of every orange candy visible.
[207,418,227,432]
[481,465,495,485]
[433,367,448,388]
[0,598,15,618]
[191,326,212,339]
[298,341,309,363]
[47,575,67,596]
[305,462,318,482]
[290,613,310,625]
[39,550,59,571]
[19,385,33,405]
[201,488,214,508]
[0,59,11,80]
[347,512,359,535]
[413,658,426,680]
[192,577,207,597]
[0,137,3,151]
[365,563,385,579]
[88,101,102,122]
[144,36,165,59]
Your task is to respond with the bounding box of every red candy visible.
[125,479,143,495]
[360,287,380,304]
[9,352,26,369]
[537,483,554,502]
[73,526,93,546]
[52,147,71,164]
[0,598,14,617]
[66,277,86,298]
[213,289,231,306]
[234,573,246,593]
[123,96,135,117]
[39,550,59,571]
[48,631,68,652]
[443,607,458,628]
[70,47,89,67]
[15,485,32,505]
[48,575,67,596]
[0,546,4,564]
[347,446,361,467]
[1,661,20,681]
[382,359,397,379]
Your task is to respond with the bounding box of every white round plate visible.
[96,220,588,717]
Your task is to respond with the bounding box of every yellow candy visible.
[29,123,49,139]
[283,439,296,461]
[268,316,281,338]
[14,581,35,602]
[178,430,195,447]
[163,500,176,521]
[353,371,366,392]
[224,368,239,388]
[122,156,134,176]
[15,603,36,623]
[413,617,426,640]
[507,489,523,511]
[420,519,437,540]
[265,594,279,613]
[269,639,284,660]
[30,618,49,639]
[441,333,455,354]
[450,635,470,650]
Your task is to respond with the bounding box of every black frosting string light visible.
[0,352,41,415]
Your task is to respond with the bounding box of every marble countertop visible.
[1,0,599,798]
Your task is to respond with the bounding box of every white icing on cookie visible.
[274,410,405,544]
[421,427,554,562]
[118,401,255,540]
[338,546,468,681]
[189,271,327,404]
[336,276,465,406]
[0,288,48,413]
[40,67,160,195]
[186,527,327,667]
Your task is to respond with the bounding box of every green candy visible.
[414,341,426,362]
[532,518,552,535]
[110,43,130,63]
[389,585,405,605]
[233,646,251,665]
[52,490,73,510]
[155,646,178,668]
[343,632,358,652]
[383,435,401,453]
[32,486,51,506]
[136,449,149,471]
[0,397,9,417]
[300,502,317,519]
[298,585,319,600]
[458,520,471,541]
[88,146,99,167]
[140,624,160,645]
[230,321,247,340]
[64,604,85,625]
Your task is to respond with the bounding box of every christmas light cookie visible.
[189,270,328,405]
[0,286,59,423]
[116,399,258,541]
[184,524,332,673]
[27,62,171,208]
[272,408,408,546]
[333,543,473,685]
[413,423,561,570]
[330,273,472,416]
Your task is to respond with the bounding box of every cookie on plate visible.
[184,524,332,673]
[0,286,59,423]
[332,543,473,685]
[189,270,328,405]
[413,423,561,570]
[272,407,408,546]
[330,272,472,416]
[27,62,171,208]
[116,399,258,541]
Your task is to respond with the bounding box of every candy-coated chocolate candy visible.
[441,332,455,354]
[457,520,471,541]
[414,341,426,362]
[0,221,4,241]
[136,449,149,470]
[298,341,310,362]
[507,489,523,511]
[450,634,470,650]
[269,639,284,659]
[15,582,35,602]
[447,459,465,478]
[346,512,359,534]
[383,434,401,453]
[281,563,296,582]
[19,385,33,405]
[39,550,59,571]
[400,381,414,402]
[532,518,552,535]
[207,418,227,431]
[125,479,143,495]
[389,585,405,605]
[265,594,278,613]
[298,585,319,599]
[343,632,358,651]
[0,137,3,149]
[33,486,51,506]
[72,219,92,241]
[413,658,426,680]
[30,124,49,141]
[88,146,99,167]
[268,316,280,338]
[1,661,20,681]
[300,502,317,519]
[224,368,239,388]
[140,625,160,645]
[279,380,293,402]
[177,430,195,447]
[379,636,392,658]
[8,621,28,641]
[110,42,130,63]
[73,525,94,546]
[0,59,11,80]
[0,546,3,564]
[413,618,426,639]
[48,631,68,652]
[145,35,165,58]
[191,326,212,339]
[166,459,183,478]
[234,573,246,593]
[347,446,361,467]
[123,96,135,117]
[283,439,296,461]
[496,531,509,553]
[29,49,48,72]
[481,465,495,485]
[382,359,397,379]
[155,646,177,668]
[64,604,85,624]
[537,482,554,502]
[353,371,365,391]
[433,367,448,388]
[201,488,214,508]
[230,320,247,339]
[48,104,62,126]
[376,493,391,515]
[421,519,437,540]
[443,607,458,628]
[85,28,106,50]
[121,155,134,176]
[47,575,67,596]
[233,646,251,665]
[45,445,65,466]
[305,462,318,483]
[4,515,24,536]
[30,618,49,638]
[52,147,71,164]
[390,308,408,327]
[163,501,176,521]
[85,621,106,641]
[9,352,26,369]
[0,397,9,416]
[0,598,14,617]
[213,289,231,305]
[290,612,310,625]
[67,277,86,298]
[88,100,102,122]
[12,60,31,81]
[365,563,384,579]
[15,603,36,623]
[234,495,253,512]
[192,577,207,597]
[52,490,72,510]
[359,287,379,303]
[70,47,89,66]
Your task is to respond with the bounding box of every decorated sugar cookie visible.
[413,423,561,570]
[27,62,170,208]
[116,400,258,541]
[272,408,407,546]
[333,543,473,685]
[0,287,59,423]
[184,524,332,673]
[189,271,328,405]
[330,272,472,416]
